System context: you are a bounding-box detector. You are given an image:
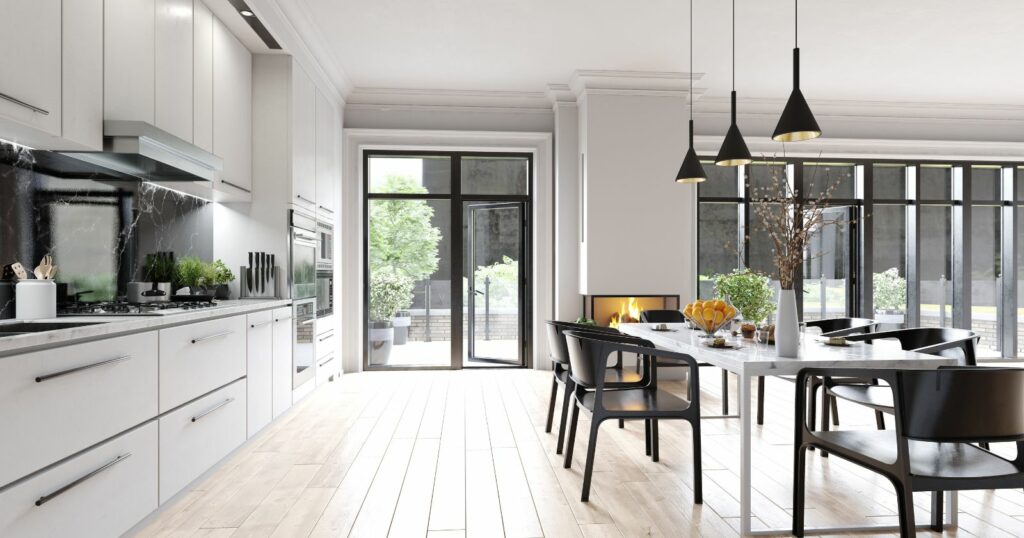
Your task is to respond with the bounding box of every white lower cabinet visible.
[246,310,273,437]
[158,379,246,504]
[272,307,293,418]
[0,331,158,488]
[316,329,338,385]
[0,421,158,538]
[159,314,246,412]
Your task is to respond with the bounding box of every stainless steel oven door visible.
[291,231,317,300]
[293,298,316,389]
[316,271,333,317]
[316,220,334,270]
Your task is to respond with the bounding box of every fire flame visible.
[609,297,643,328]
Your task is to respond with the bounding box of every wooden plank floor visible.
[134,369,1024,537]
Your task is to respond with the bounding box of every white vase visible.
[775,289,799,357]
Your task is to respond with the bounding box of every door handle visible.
[191,398,235,422]
[250,320,272,329]
[0,91,49,115]
[190,330,233,344]
[35,355,131,383]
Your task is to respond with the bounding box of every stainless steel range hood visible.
[60,120,222,182]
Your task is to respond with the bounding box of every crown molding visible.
[568,70,705,99]
[345,87,554,114]
[545,84,576,109]
[249,0,354,102]
[694,96,1024,124]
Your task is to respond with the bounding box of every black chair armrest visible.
[913,338,978,358]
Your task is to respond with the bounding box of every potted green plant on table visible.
[368,269,414,365]
[714,269,776,339]
[175,256,216,296]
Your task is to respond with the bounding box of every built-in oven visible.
[290,210,317,300]
[316,270,333,317]
[292,298,316,389]
[316,219,334,269]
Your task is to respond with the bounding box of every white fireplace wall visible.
[579,91,698,303]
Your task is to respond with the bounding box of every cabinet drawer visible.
[159,379,246,503]
[0,421,158,538]
[159,315,246,412]
[316,352,337,386]
[247,310,273,437]
[0,331,158,488]
[316,329,336,359]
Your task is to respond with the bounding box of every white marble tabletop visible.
[618,323,961,376]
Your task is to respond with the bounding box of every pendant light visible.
[772,0,821,142]
[715,0,752,166]
[676,0,707,184]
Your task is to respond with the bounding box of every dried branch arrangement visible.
[747,166,848,290]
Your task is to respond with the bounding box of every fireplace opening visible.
[583,295,681,328]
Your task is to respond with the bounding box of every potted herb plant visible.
[131,252,175,302]
[175,256,214,295]
[209,259,235,299]
[368,269,414,365]
[713,269,775,338]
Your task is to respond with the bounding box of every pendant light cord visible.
[795,0,798,47]
[689,0,693,123]
[732,0,735,91]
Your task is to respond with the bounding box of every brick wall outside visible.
[407,311,519,342]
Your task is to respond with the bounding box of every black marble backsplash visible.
[0,149,212,304]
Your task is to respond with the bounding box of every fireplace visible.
[584,294,681,328]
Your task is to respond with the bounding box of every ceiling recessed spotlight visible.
[240,9,254,17]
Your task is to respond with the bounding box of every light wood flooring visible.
[134,369,1024,537]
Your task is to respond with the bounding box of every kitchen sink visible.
[0,321,108,337]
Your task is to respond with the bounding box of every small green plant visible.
[369,269,414,323]
[209,259,235,286]
[143,253,176,283]
[575,317,597,326]
[175,256,214,291]
[713,269,776,325]
[873,267,906,312]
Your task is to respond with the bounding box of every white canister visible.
[15,280,57,320]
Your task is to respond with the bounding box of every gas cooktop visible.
[58,300,218,317]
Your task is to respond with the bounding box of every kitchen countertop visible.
[0,299,292,358]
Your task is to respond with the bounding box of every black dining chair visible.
[822,327,980,431]
[640,309,733,415]
[545,321,647,455]
[793,366,1024,537]
[755,317,878,426]
[561,330,702,503]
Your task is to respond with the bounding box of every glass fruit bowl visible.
[683,298,737,337]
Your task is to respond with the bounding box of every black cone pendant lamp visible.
[772,0,821,142]
[715,0,751,166]
[676,0,707,183]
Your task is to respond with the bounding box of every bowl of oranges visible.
[683,298,737,337]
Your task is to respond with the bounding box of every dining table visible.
[618,322,963,536]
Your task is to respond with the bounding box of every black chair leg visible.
[581,416,602,502]
[875,411,886,430]
[545,374,558,433]
[644,419,652,456]
[930,491,944,532]
[618,419,624,429]
[721,370,729,414]
[651,419,660,462]
[808,381,819,454]
[829,395,840,426]
[691,419,703,504]
[556,380,574,455]
[563,400,580,469]
[792,445,807,537]
[756,376,765,425]
[893,480,916,538]
[818,382,829,458]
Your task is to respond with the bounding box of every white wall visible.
[552,102,581,322]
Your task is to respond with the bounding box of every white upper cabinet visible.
[213,16,253,196]
[154,0,194,142]
[291,64,317,211]
[315,89,337,216]
[193,0,214,152]
[105,0,156,123]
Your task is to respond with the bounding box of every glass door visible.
[464,202,526,366]
[803,206,854,320]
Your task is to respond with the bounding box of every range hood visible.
[60,120,222,182]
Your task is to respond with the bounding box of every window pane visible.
[747,202,782,301]
[698,163,738,198]
[804,163,855,199]
[1018,208,1024,355]
[919,205,953,328]
[369,155,451,194]
[697,203,739,298]
[872,204,907,325]
[368,199,450,367]
[460,155,529,195]
[1017,167,1024,202]
[919,165,951,200]
[802,207,851,321]
[872,164,906,199]
[970,166,1000,202]
[746,163,788,196]
[971,204,1001,357]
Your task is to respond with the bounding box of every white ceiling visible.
[287,0,1024,106]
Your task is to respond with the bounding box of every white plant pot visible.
[775,289,799,358]
[369,325,394,365]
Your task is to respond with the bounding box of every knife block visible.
[240,265,281,299]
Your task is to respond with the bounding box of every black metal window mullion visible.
[952,165,971,329]
[450,155,463,370]
[792,163,804,321]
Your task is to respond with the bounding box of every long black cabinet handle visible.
[0,91,49,115]
[318,334,334,342]
[35,453,131,507]
[220,179,252,193]
[191,398,235,423]
[319,356,335,367]
[190,330,233,344]
[295,194,314,205]
[274,316,292,323]
[250,320,272,329]
[318,205,334,214]
[35,355,131,383]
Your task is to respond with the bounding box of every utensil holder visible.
[240,266,280,299]
[16,280,57,320]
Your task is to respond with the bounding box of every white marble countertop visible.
[0,299,292,357]
[618,323,961,376]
